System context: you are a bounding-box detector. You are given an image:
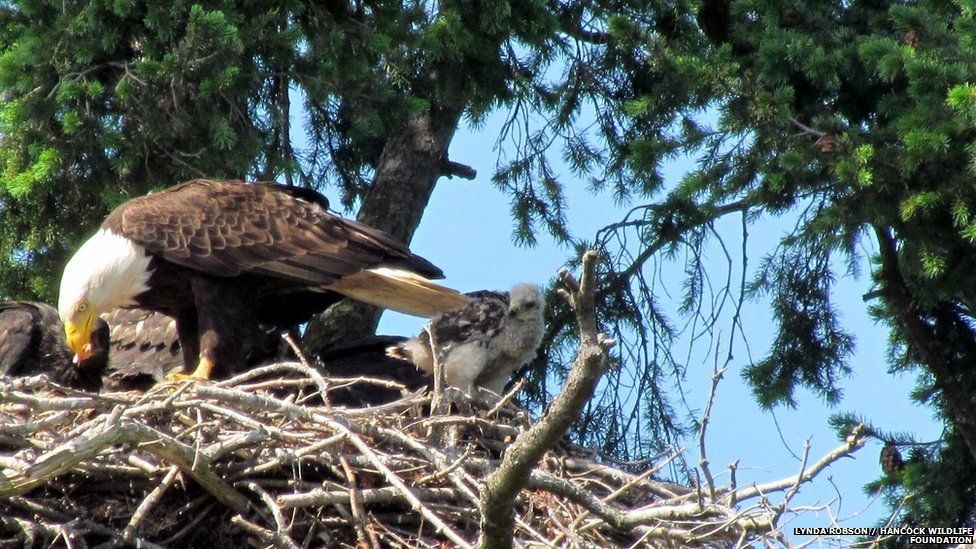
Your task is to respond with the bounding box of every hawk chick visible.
[387,284,544,399]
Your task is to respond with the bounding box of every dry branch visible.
[0,367,866,547]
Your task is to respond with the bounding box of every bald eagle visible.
[58,179,469,381]
[387,284,544,399]
[0,301,110,391]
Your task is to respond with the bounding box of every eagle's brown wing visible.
[0,301,51,375]
[102,179,442,285]
[102,308,181,389]
[104,308,179,350]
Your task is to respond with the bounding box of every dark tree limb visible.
[697,0,732,46]
[441,158,477,180]
[874,226,976,459]
[303,108,466,354]
[478,251,615,549]
[556,6,611,44]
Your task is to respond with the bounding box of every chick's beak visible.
[65,314,94,364]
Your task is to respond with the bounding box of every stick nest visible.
[0,363,771,548]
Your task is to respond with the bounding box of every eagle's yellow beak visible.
[65,309,95,363]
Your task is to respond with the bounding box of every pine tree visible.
[583,0,976,529]
[0,1,285,299]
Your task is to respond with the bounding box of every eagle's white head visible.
[58,229,152,361]
[508,283,543,321]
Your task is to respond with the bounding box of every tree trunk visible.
[302,107,465,355]
[875,226,976,460]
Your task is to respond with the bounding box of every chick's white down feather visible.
[387,283,544,399]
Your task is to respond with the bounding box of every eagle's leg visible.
[188,275,261,380]
[442,365,479,417]
[444,363,479,398]
[166,309,206,381]
[471,356,516,403]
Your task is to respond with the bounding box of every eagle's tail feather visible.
[327,267,470,317]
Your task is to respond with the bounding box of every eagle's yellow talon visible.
[166,357,215,382]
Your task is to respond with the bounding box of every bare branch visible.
[230,515,300,549]
[0,417,250,515]
[122,465,180,542]
[699,341,727,501]
[729,425,867,503]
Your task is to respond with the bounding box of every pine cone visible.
[880,442,906,475]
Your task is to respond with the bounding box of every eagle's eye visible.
[76,302,89,314]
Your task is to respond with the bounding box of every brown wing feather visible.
[103,180,440,285]
[102,308,182,388]
[103,308,179,348]
[0,302,47,376]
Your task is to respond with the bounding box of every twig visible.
[789,115,827,137]
[122,465,180,542]
[158,501,216,546]
[698,341,726,502]
[774,438,812,522]
[427,325,449,446]
[230,515,300,549]
[278,486,462,509]
[281,331,310,369]
[242,481,292,540]
[0,412,72,435]
[485,378,525,417]
[361,422,482,506]
[728,460,740,507]
[551,462,661,544]
[417,446,474,485]
[1,419,250,514]
[338,455,380,549]
[322,417,474,549]
[729,425,867,503]
[527,470,772,532]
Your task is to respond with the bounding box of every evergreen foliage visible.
[579,0,976,529]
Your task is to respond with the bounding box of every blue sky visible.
[367,109,944,539]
